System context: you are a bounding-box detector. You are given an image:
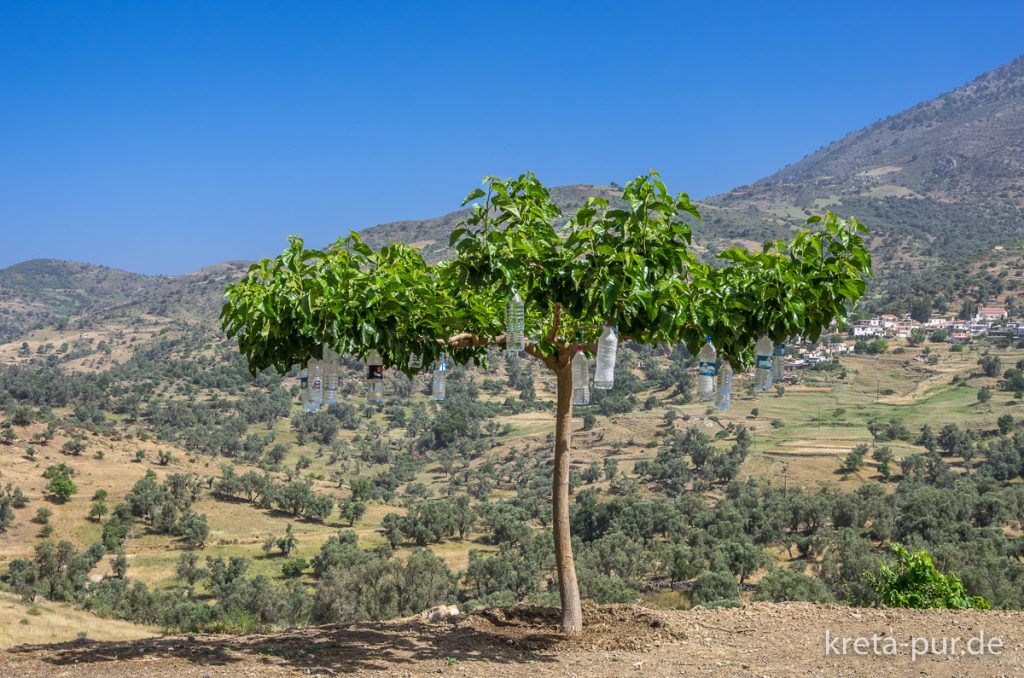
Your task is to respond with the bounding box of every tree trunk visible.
[552,357,583,634]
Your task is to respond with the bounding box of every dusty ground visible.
[3,602,1023,677]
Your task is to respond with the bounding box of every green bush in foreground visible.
[867,543,989,610]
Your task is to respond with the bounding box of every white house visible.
[977,307,1008,322]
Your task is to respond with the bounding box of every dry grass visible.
[0,593,156,649]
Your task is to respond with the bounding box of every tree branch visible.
[549,303,562,344]
[525,340,559,370]
[444,332,499,349]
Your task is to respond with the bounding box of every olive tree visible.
[221,171,871,633]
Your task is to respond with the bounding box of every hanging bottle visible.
[299,364,311,411]
[307,358,323,411]
[366,350,384,403]
[715,358,733,410]
[697,337,717,401]
[771,341,786,384]
[432,355,447,401]
[572,338,590,406]
[505,289,526,352]
[755,335,774,392]
[593,323,618,390]
[324,345,339,406]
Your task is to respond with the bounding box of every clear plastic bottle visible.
[593,324,617,390]
[697,337,717,401]
[432,355,447,401]
[307,358,323,411]
[299,365,311,411]
[505,290,526,352]
[366,350,384,403]
[715,358,733,410]
[572,345,590,406]
[323,346,339,405]
[771,341,786,384]
[755,335,774,392]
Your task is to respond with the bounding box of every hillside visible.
[4,603,1023,676]
[708,55,1024,310]
[0,260,251,345]
[352,55,1024,312]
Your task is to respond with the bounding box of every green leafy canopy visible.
[221,171,871,374]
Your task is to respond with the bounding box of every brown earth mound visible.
[3,602,1022,677]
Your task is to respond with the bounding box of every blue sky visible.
[1,1,1022,274]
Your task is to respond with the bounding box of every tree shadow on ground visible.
[7,617,562,673]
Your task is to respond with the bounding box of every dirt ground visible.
[3,602,1023,677]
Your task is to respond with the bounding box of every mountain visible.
[3,56,1023,337]
[707,55,1024,310]
[356,56,1024,313]
[0,259,251,343]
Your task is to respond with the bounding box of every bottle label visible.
[699,361,716,377]
[300,376,308,389]
[756,355,772,369]
[367,365,384,380]
[774,344,786,357]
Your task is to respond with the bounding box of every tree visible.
[978,355,1002,378]
[278,524,297,556]
[997,415,1015,435]
[44,468,77,503]
[602,457,618,482]
[89,499,108,522]
[221,171,871,633]
[176,550,206,594]
[282,557,308,578]
[61,437,86,456]
[338,498,367,526]
[112,551,129,578]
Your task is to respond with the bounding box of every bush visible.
[866,544,989,610]
[690,570,739,606]
[281,557,309,579]
[754,568,832,603]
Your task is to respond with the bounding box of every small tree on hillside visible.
[221,171,871,633]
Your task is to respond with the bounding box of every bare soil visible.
[3,602,1023,677]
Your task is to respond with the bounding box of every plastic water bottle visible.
[771,341,786,384]
[323,346,339,405]
[366,350,384,403]
[432,356,447,401]
[306,359,323,411]
[593,324,617,390]
[715,358,733,410]
[506,290,526,352]
[299,365,311,411]
[697,337,717,401]
[572,346,590,406]
[755,335,774,392]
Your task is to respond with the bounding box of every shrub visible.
[754,568,832,603]
[690,569,739,606]
[866,544,989,610]
[281,558,309,579]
